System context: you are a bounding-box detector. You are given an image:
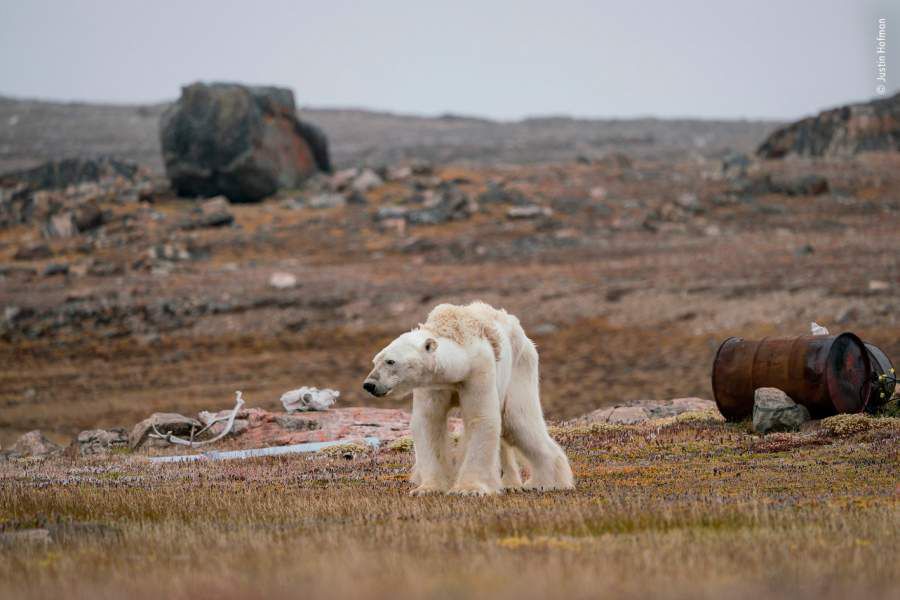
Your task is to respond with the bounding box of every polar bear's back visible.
[423,301,530,363]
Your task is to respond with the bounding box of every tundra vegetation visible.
[1,414,897,599]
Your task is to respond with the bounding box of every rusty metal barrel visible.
[712,333,872,421]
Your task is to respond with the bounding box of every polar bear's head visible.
[363,330,438,398]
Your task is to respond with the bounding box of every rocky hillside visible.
[0,96,779,173]
[758,92,900,158]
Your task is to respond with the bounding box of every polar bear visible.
[363,301,574,496]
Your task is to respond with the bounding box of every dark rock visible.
[160,82,331,202]
[405,187,477,225]
[14,242,52,261]
[752,388,811,433]
[42,263,69,277]
[346,191,368,205]
[730,174,828,197]
[477,183,530,206]
[758,92,900,158]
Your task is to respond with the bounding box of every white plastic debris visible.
[148,437,380,463]
[810,322,830,336]
[280,387,339,412]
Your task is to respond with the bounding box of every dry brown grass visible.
[1,420,897,600]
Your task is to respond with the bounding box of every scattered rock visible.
[75,428,129,456]
[147,242,193,263]
[478,183,530,206]
[160,82,330,202]
[41,263,69,277]
[280,387,340,412]
[129,413,202,449]
[569,398,718,426]
[178,196,234,229]
[507,205,553,219]
[675,192,701,212]
[269,272,298,289]
[13,242,52,261]
[758,92,900,158]
[868,280,890,292]
[307,193,346,209]
[350,169,383,193]
[405,187,477,225]
[1,430,62,459]
[730,174,829,197]
[721,152,751,179]
[752,388,811,434]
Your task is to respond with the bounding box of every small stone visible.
[75,428,129,456]
[752,388,810,434]
[675,192,701,211]
[42,263,69,277]
[179,196,234,229]
[794,244,815,256]
[1,430,62,459]
[307,193,346,209]
[507,205,552,219]
[269,272,298,289]
[13,242,52,261]
[351,169,383,193]
[868,280,890,291]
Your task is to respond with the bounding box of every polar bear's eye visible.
[385,359,396,366]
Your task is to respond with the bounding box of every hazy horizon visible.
[1,0,898,122]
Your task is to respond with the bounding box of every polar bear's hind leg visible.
[503,341,575,491]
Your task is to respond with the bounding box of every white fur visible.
[364,302,574,496]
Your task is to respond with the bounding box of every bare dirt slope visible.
[2,150,898,446]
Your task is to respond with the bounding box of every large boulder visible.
[159,82,331,202]
[757,92,900,158]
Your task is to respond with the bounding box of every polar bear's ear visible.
[424,338,438,353]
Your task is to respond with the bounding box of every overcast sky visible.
[1,0,897,120]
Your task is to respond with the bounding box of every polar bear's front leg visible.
[450,368,502,496]
[410,389,454,496]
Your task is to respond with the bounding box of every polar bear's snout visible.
[362,379,387,397]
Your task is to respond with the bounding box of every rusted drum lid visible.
[825,333,871,413]
[866,343,896,409]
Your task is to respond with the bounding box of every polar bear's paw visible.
[523,479,575,492]
[448,482,500,496]
[409,484,445,497]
